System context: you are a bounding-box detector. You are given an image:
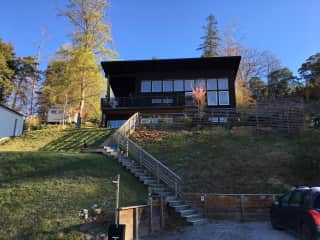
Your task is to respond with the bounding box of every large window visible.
[141,80,151,93]
[185,80,194,91]
[152,81,162,92]
[163,80,173,92]
[195,79,206,89]
[207,91,218,106]
[207,79,217,90]
[140,78,230,106]
[174,80,184,92]
[207,78,230,106]
[219,91,230,105]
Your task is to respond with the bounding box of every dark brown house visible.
[101,56,241,127]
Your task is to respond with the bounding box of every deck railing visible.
[111,112,182,197]
[101,95,186,109]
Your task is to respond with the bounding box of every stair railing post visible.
[117,134,120,160]
[156,164,160,184]
[175,181,178,198]
[126,138,129,158]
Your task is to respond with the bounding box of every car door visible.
[286,190,306,231]
[276,191,292,228]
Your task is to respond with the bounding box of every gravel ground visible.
[142,221,297,240]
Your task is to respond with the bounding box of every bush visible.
[25,116,41,130]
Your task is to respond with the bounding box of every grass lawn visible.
[0,127,114,152]
[0,127,147,240]
[133,127,320,194]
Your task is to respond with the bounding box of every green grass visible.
[0,127,114,152]
[133,128,320,194]
[0,127,147,240]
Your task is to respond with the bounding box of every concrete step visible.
[173,204,190,211]
[179,209,197,217]
[167,200,184,207]
[166,196,177,202]
[154,191,171,197]
[187,217,206,225]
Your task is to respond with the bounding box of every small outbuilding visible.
[0,104,24,138]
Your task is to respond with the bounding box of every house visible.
[47,105,77,124]
[100,56,241,128]
[0,104,24,138]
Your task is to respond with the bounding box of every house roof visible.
[101,56,241,76]
[0,103,24,117]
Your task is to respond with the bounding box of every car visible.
[270,186,320,240]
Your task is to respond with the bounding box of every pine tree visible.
[0,38,15,103]
[197,15,220,57]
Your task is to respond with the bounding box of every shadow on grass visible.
[39,128,113,152]
[0,151,120,183]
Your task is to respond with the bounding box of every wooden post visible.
[135,208,139,240]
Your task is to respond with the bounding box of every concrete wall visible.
[0,106,24,138]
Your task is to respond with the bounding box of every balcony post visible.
[106,74,111,102]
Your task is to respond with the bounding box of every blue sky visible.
[1,0,319,75]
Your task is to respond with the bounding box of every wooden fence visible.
[183,193,281,221]
[138,98,305,133]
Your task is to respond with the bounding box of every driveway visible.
[142,221,297,240]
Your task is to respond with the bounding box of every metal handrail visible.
[110,112,182,196]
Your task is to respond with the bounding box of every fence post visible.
[240,194,245,221]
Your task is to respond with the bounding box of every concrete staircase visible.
[104,145,206,225]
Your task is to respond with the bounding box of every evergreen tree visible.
[11,56,38,112]
[248,77,267,100]
[268,68,296,97]
[197,14,220,57]
[0,38,15,103]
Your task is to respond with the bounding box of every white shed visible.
[0,104,24,138]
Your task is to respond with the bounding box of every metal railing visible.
[101,95,186,109]
[111,112,182,197]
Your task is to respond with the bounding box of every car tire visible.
[270,214,282,230]
[301,223,313,240]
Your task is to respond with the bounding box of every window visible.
[152,80,162,92]
[141,80,151,93]
[174,80,184,92]
[185,80,194,91]
[289,191,305,207]
[207,79,217,90]
[314,194,320,209]
[163,80,173,92]
[207,91,218,106]
[219,91,230,105]
[302,192,311,209]
[195,79,206,89]
[280,191,292,207]
[51,110,57,114]
[185,92,193,106]
[218,79,229,90]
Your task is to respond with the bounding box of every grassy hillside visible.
[133,127,320,194]
[0,127,147,240]
[0,127,113,152]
